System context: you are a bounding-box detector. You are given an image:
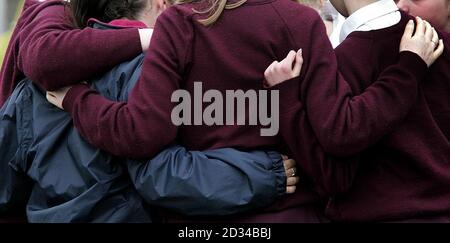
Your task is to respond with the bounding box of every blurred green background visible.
[0,0,24,67]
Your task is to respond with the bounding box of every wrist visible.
[62,84,91,114]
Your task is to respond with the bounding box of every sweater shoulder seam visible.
[268,3,298,50]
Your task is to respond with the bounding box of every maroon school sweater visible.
[324,12,450,222]
[0,0,142,106]
[63,0,427,221]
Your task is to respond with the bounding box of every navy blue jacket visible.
[0,24,286,222]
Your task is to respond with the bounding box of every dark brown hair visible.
[70,0,148,28]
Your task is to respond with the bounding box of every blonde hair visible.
[296,0,322,9]
[176,0,247,26]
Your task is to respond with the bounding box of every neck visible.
[137,5,161,28]
[345,0,379,15]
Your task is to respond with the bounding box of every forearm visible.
[61,10,190,159]
[275,90,359,197]
[127,145,286,216]
[306,53,425,156]
[61,83,175,159]
[18,4,143,90]
[291,17,427,156]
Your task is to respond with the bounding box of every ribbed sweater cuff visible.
[398,51,428,80]
[62,84,92,114]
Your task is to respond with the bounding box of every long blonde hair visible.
[176,0,247,26]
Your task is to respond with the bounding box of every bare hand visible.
[264,49,303,88]
[46,86,72,110]
[400,17,444,67]
[282,155,299,194]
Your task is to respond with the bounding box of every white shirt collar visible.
[339,0,401,43]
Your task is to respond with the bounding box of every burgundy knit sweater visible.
[0,0,142,106]
[324,12,450,222]
[63,0,429,221]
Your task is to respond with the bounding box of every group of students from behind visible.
[0,0,449,223]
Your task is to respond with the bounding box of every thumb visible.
[279,50,297,74]
[292,49,303,76]
[281,50,297,66]
[282,51,296,63]
[286,50,297,61]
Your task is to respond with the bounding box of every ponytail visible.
[177,0,247,26]
[70,0,109,28]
